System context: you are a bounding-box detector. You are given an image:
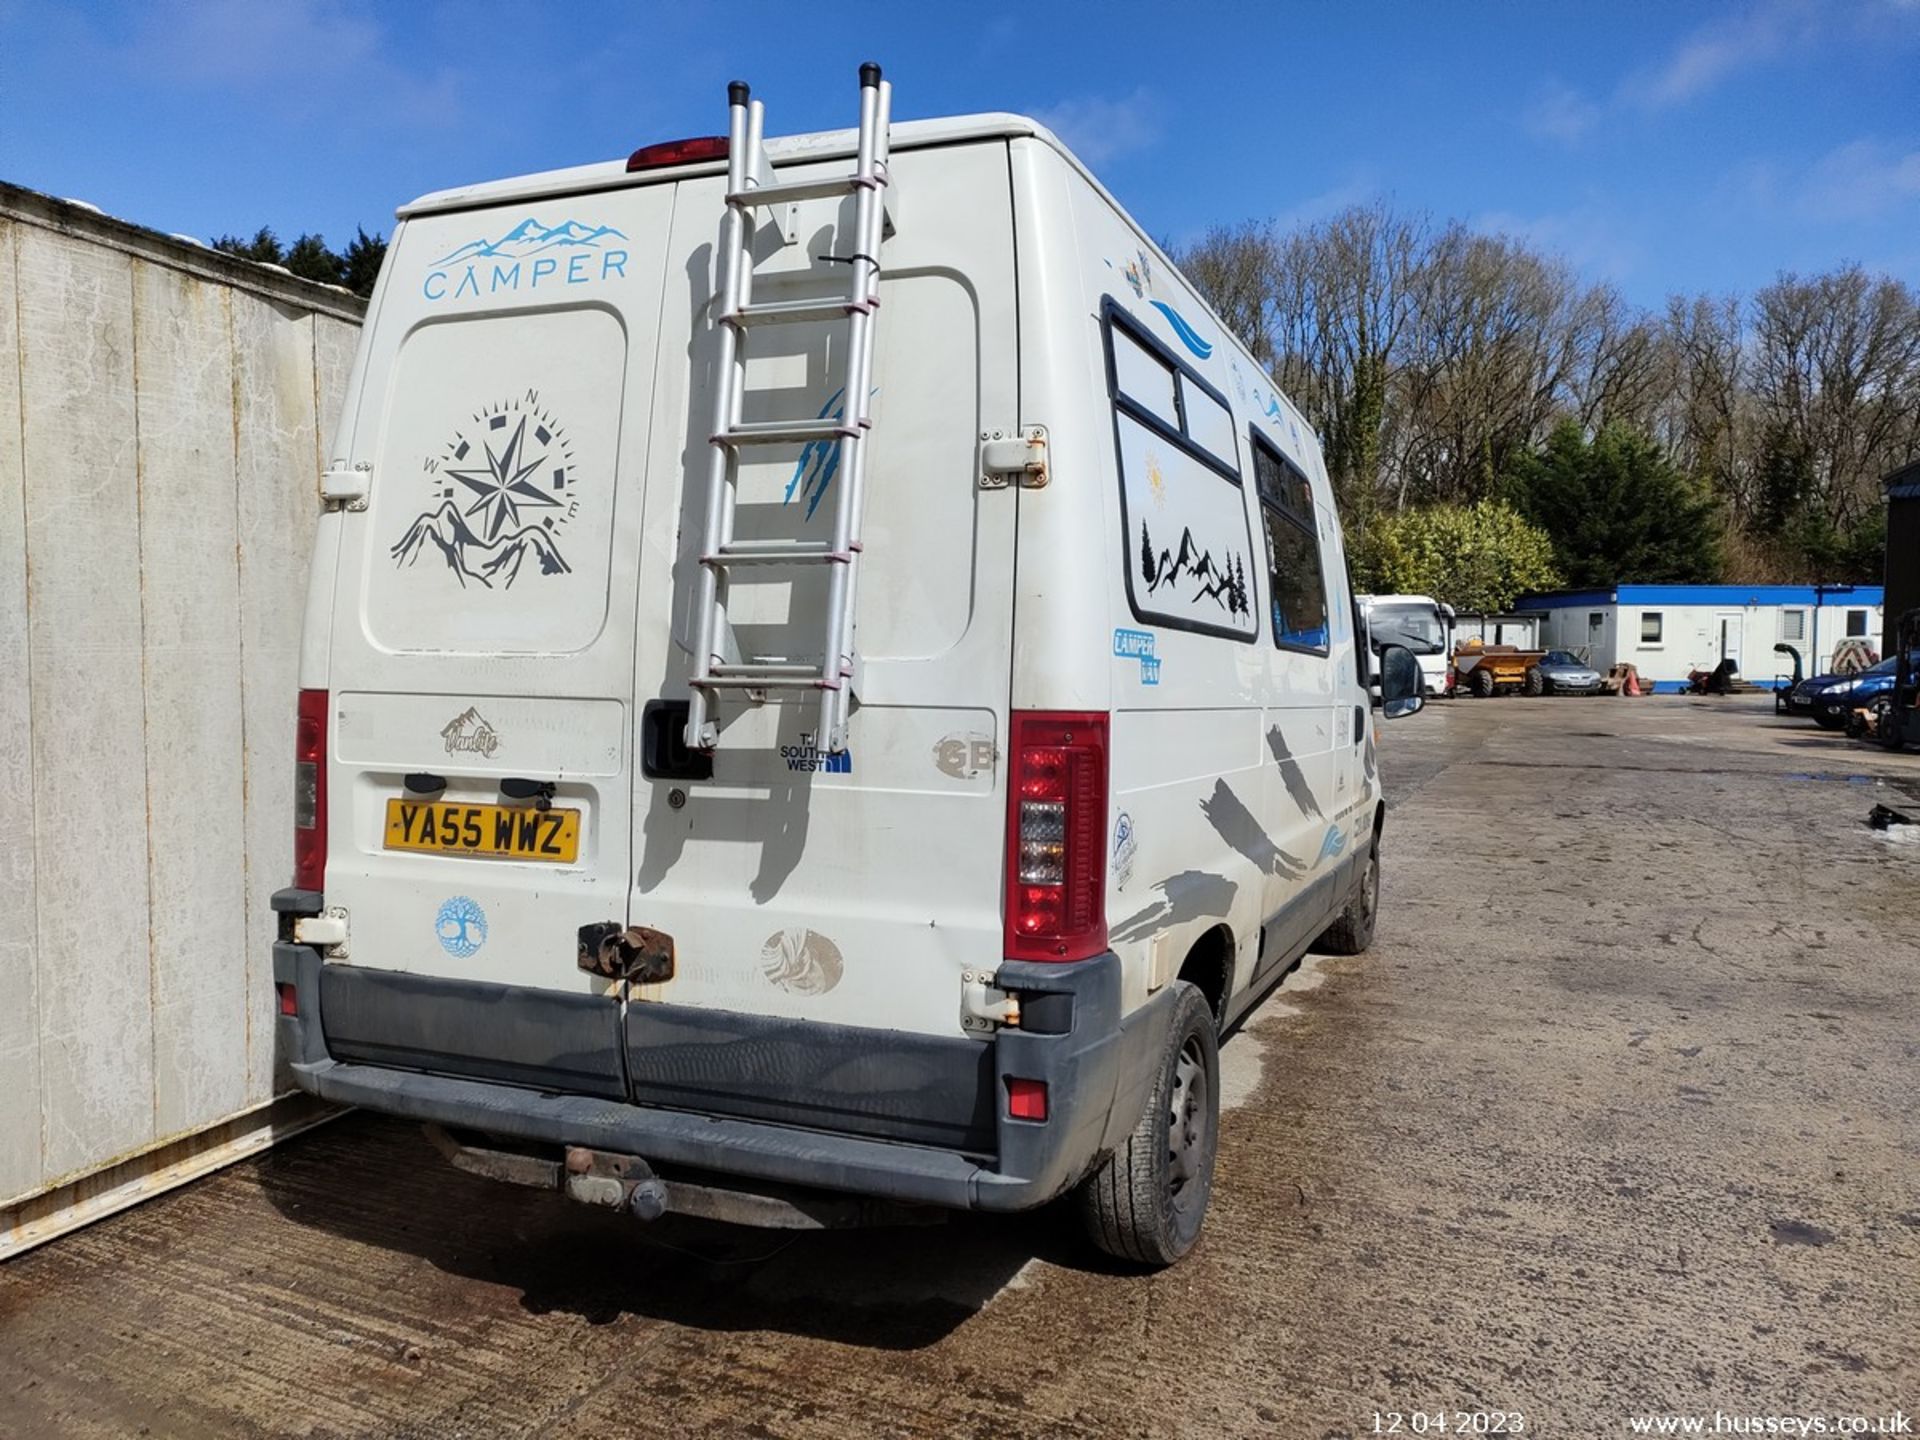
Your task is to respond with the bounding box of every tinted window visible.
[1252,436,1328,653]
[1846,609,1868,637]
[1640,612,1664,643]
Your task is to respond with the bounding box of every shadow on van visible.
[255,1111,1094,1348]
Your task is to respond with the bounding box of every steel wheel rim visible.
[1167,1036,1210,1211]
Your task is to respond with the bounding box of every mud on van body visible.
[275,77,1423,1266]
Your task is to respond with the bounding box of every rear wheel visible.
[1078,982,1219,1268]
[1524,667,1546,697]
[1318,831,1379,955]
[1472,666,1496,698]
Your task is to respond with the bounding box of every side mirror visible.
[1379,643,1425,719]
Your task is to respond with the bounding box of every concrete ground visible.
[2,696,1915,1439]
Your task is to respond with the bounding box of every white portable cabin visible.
[274,77,1399,1265]
[1520,585,1886,691]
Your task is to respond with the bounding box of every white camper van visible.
[275,66,1425,1267]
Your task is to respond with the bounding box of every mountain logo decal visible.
[430,217,630,267]
[391,391,579,589]
[422,217,630,301]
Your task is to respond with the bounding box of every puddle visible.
[1768,1218,1836,1246]
[1781,772,1877,785]
[1218,954,1334,1114]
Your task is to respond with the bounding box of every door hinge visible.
[320,459,372,510]
[959,970,1020,1033]
[979,426,1048,489]
[293,907,349,956]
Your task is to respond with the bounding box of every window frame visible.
[1248,427,1331,657]
[1846,609,1869,637]
[1102,297,1257,645]
[1639,611,1664,645]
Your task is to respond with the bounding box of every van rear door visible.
[621,140,1018,1138]
[318,188,673,1091]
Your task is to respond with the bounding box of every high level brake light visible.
[1004,711,1109,963]
[293,689,328,892]
[625,136,728,173]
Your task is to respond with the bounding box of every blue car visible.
[1797,654,1917,730]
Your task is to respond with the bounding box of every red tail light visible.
[293,689,328,892]
[1004,711,1108,962]
[625,136,728,172]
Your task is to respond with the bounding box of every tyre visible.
[1471,665,1496,698]
[1523,667,1546,697]
[1813,711,1846,731]
[1317,830,1379,955]
[1078,982,1219,1268]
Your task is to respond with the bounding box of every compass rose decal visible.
[391,392,579,589]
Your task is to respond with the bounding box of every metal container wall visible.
[0,184,365,1240]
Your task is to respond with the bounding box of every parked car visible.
[272,67,1428,1271]
[1803,654,1917,730]
[1533,650,1603,696]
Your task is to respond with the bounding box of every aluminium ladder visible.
[683,63,894,754]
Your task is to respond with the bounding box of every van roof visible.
[398,113,1073,219]
[395,109,1324,449]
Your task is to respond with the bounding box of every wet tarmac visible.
[2,696,1914,1437]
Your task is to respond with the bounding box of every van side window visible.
[1104,302,1257,642]
[1251,434,1329,654]
[1351,583,1368,686]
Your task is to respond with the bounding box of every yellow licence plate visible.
[383,799,581,863]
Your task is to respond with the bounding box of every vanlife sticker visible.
[422,216,629,302]
[1113,627,1161,684]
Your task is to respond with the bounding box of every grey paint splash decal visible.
[1201,779,1307,879]
[1265,725,1324,819]
[1110,870,1238,945]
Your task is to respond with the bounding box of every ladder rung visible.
[724,297,864,328]
[712,661,820,677]
[700,673,839,692]
[729,176,867,207]
[706,542,850,567]
[715,418,861,447]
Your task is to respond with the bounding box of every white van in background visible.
[1358,593,1455,697]
[275,66,1425,1267]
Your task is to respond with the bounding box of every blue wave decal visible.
[1262,393,1284,419]
[1148,300,1213,360]
[784,388,846,520]
[1316,825,1348,865]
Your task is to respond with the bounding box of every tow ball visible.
[577,922,675,983]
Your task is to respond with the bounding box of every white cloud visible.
[1793,138,1920,220]
[1032,88,1163,167]
[1522,81,1602,145]
[121,0,465,131]
[1471,202,1647,285]
[1618,0,1818,110]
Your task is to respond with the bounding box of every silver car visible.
[1533,650,1603,695]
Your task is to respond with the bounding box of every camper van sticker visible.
[391,393,579,589]
[435,896,487,958]
[440,706,500,759]
[1113,627,1161,684]
[1148,300,1214,361]
[1316,825,1348,867]
[1139,520,1250,620]
[782,385,875,520]
[422,217,629,302]
[1112,812,1138,891]
[781,733,853,773]
[760,927,844,996]
[1104,249,1154,300]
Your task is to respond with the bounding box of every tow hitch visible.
[423,1126,940,1231]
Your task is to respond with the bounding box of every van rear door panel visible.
[322,188,674,1007]
[627,142,1018,1042]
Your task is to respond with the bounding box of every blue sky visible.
[1,0,1915,308]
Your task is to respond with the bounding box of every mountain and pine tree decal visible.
[1140,520,1251,617]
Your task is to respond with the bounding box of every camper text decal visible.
[423,217,629,302]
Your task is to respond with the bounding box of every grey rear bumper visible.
[273,941,1171,1213]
